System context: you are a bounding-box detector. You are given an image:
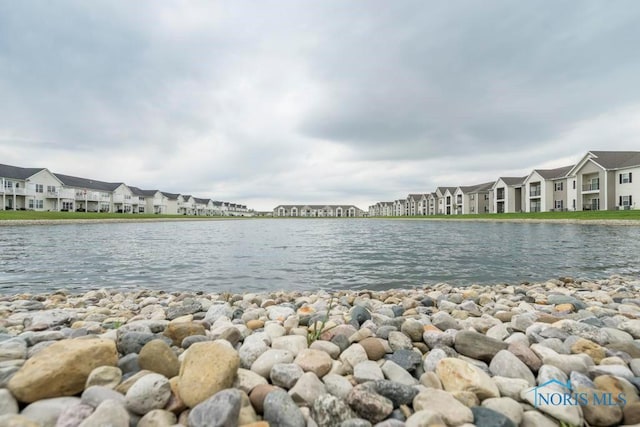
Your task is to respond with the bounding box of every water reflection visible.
[0,219,639,293]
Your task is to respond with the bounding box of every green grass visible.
[374,210,640,221]
[0,210,237,221]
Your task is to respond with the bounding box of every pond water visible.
[0,219,638,293]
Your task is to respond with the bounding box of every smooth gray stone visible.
[471,406,517,427]
[21,397,82,427]
[188,389,243,427]
[81,385,126,408]
[263,389,305,427]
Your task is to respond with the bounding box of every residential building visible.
[454,182,494,214]
[567,151,640,211]
[523,166,574,212]
[491,177,526,213]
[434,187,456,215]
[50,172,119,212]
[273,204,364,217]
[406,194,423,216]
[0,164,72,211]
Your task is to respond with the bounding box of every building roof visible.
[499,176,526,186]
[274,204,363,210]
[459,181,495,193]
[588,151,640,169]
[407,194,423,201]
[127,186,148,196]
[193,197,211,204]
[54,173,122,192]
[534,165,574,180]
[0,164,46,180]
[161,191,180,200]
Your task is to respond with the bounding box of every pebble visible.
[124,372,171,415]
[188,388,243,427]
[0,276,638,426]
[263,389,306,427]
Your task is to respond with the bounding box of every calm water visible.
[0,219,639,294]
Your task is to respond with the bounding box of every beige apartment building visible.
[274,204,364,217]
[368,150,640,217]
[0,163,249,216]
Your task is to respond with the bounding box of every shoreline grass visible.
[1,209,639,224]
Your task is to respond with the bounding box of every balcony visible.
[7,187,36,196]
[582,183,600,192]
[529,188,541,197]
[113,195,132,204]
[75,191,100,201]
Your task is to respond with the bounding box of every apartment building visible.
[368,150,639,216]
[0,163,249,215]
[454,182,494,215]
[273,204,364,217]
[523,166,574,212]
[567,151,640,211]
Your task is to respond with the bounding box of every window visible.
[35,200,43,209]
[470,194,475,200]
[554,182,563,191]
[35,184,43,193]
[139,207,145,213]
[620,195,633,207]
[4,180,12,189]
[62,201,73,211]
[47,185,56,194]
[573,199,576,210]
[620,173,633,184]
[28,199,34,209]
[555,200,564,210]
[572,180,576,190]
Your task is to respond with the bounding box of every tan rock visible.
[8,338,118,403]
[359,337,387,361]
[239,390,260,425]
[294,349,333,378]
[246,320,265,330]
[165,376,186,414]
[138,339,180,378]
[555,303,575,312]
[435,358,499,400]
[570,338,606,364]
[178,341,240,408]
[85,366,122,389]
[163,322,206,347]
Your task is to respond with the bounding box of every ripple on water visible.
[0,219,639,293]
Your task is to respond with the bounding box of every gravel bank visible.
[1,276,640,426]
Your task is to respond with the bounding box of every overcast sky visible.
[1,1,639,211]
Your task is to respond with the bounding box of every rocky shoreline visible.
[1,276,640,426]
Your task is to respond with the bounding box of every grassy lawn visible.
[0,210,233,221]
[376,210,640,221]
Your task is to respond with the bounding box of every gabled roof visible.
[407,194,423,201]
[499,176,526,186]
[534,165,574,180]
[589,151,640,169]
[161,191,180,200]
[458,181,495,193]
[54,173,122,192]
[435,187,456,196]
[193,197,211,204]
[0,164,46,180]
[128,186,147,196]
